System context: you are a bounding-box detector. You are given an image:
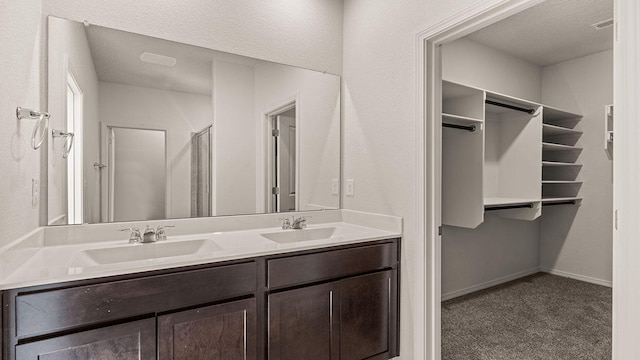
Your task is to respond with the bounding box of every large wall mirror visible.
[47,16,341,225]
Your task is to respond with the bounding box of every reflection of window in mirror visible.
[66,71,83,224]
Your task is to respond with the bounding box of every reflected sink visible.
[70,239,221,266]
[260,227,337,244]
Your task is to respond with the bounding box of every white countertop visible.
[0,210,402,290]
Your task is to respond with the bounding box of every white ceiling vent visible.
[140,52,177,67]
[591,18,614,30]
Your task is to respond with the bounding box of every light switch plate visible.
[331,179,339,195]
[346,179,355,196]
[32,178,39,206]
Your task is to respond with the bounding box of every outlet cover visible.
[346,179,355,196]
[331,179,339,195]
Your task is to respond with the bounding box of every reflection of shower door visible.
[273,115,296,212]
[106,127,167,222]
[191,126,212,217]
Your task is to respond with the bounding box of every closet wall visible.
[540,50,613,285]
[441,38,613,299]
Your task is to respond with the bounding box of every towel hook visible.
[52,129,75,159]
[16,107,50,150]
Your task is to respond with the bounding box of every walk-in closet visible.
[440,0,613,358]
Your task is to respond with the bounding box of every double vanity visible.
[0,210,401,360]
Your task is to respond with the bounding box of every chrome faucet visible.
[119,227,142,243]
[142,226,157,243]
[292,216,307,230]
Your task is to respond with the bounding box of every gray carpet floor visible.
[441,273,611,360]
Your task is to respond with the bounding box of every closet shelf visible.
[542,161,582,167]
[542,142,582,151]
[542,196,582,202]
[541,180,583,184]
[543,124,583,136]
[542,106,582,123]
[484,197,540,207]
[442,113,483,125]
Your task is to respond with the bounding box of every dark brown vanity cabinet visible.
[14,318,156,360]
[1,238,399,360]
[267,241,400,360]
[158,298,257,360]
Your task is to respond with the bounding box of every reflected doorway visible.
[102,125,167,222]
[191,125,212,217]
[268,104,297,213]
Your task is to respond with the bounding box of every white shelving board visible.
[542,142,582,151]
[484,197,540,206]
[543,124,583,136]
[542,161,582,167]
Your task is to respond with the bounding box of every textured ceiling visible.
[465,0,613,66]
[86,25,257,95]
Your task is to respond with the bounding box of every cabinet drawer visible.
[15,262,256,338]
[267,242,397,289]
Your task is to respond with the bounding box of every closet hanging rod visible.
[485,100,535,115]
[542,200,577,207]
[485,203,534,211]
[443,123,476,132]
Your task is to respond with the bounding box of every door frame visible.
[100,121,172,222]
[416,1,564,358]
[263,97,300,213]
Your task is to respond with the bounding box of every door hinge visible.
[272,129,280,137]
[438,226,442,236]
[272,187,280,195]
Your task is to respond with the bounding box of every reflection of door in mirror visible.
[65,71,84,225]
[104,126,167,222]
[271,107,297,213]
[191,126,212,217]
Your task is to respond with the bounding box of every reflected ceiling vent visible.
[140,52,177,67]
[591,18,614,30]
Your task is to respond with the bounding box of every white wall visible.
[440,37,543,299]
[98,82,212,220]
[0,0,44,247]
[213,60,257,216]
[47,17,100,224]
[540,50,613,285]
[442,38,543,102]
[41,0,343,75]
[342,1,506,358]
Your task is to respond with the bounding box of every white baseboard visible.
[441,267,540,301]
[540,267,612,288]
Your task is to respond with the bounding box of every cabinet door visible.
[14,318,155,360]
[158,298,256,360]
[268,282,339,360]
[340,270,397,360]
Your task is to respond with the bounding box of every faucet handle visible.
[277,216,293,229]
[156,225,175,241]
[119,227,141,243]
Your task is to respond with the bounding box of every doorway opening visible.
[266,101,298,213]
[418,0,614,358]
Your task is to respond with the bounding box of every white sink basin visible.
[69,239,221,266]
[260,227,337,244]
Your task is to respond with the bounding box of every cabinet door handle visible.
[329,290,333,322]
